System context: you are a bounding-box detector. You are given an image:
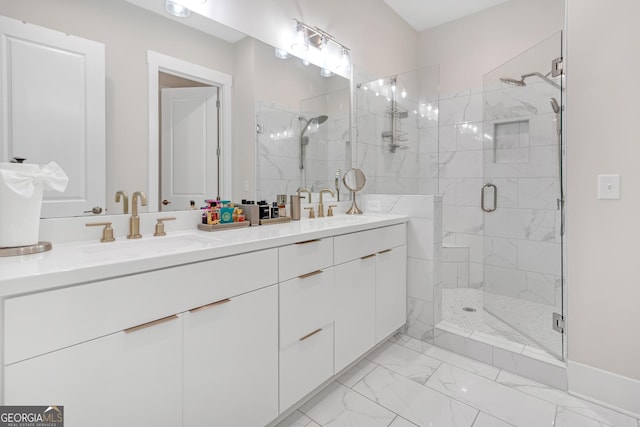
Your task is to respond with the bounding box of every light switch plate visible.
[597,174,621,199]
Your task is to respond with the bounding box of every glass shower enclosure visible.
[481,32,564,359]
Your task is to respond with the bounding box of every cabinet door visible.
[4,315,182,427]
[376,245,408,342]
[183,285,278,427]
[334,255,376,373]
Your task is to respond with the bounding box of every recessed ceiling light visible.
[165,0,191,18]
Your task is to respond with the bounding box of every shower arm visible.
[521,71,562,90]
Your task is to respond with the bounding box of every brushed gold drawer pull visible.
[299,328,322,341]
[124,315,178,334]
[299,270,323,279]
[295,239,320,245]
[189,298,231,313]
[378,249,392,254]
[361,253,376,260]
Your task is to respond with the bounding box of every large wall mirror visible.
[0,0,352,217]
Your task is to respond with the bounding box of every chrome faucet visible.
[115,190,129,214]
[318,189,335,218]
[128,191,147,239]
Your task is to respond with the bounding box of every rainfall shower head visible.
[500,76,526,87]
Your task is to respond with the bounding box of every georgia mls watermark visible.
[0,406,63,427]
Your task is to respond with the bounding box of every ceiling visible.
[383,0,511,31]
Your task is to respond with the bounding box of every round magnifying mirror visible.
[343,168,366,214]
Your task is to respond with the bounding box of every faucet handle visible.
[86,222,115,242]
[304,207,316,219]
[327,205,337,217]
[154,217,176,236]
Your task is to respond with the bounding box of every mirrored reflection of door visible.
[482,31,564,359]
[161,86,218,211]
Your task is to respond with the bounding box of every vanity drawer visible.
[279,267,334,347]
[279,323,333,413]
[334,223,406,265]
[4,248,278,365]
[279,237,333,281]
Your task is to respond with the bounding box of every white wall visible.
[188,0,418,80]
[418,0,565,94]
[566,0,640,383]
[0,0,235,213]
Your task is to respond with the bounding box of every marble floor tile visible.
[337,359,378,388]
[388,416,419,427]
[555,407,614,427]
[472,412,515,427]
[299,382,396,427]
[276,410,322,427]
[402,338,500,380]
[366,341,442,384]
[388,332,412,346]
[425,363,556,427]
[353,365,478,427]
[496,370,638,427]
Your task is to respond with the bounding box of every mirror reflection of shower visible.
[299,115,328,170]
[382,76,410,153]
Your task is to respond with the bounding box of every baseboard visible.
[568,360,640,418]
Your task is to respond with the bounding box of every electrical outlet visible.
[367,200,381,212]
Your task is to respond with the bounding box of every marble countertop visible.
[0,214,407,298]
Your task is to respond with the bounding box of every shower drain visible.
[462,307,477,312]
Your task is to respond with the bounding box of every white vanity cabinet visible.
[278,238,335,412]
[5,313,183,427]
[183,285,278,427]
[333,223,407,372]
[3,248,279,427]
[0,217,409,427]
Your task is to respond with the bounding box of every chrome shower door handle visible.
[481,183,497,213]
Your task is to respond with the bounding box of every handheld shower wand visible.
[299,115,328,170]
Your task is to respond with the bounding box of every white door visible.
[161,86,218,211]
[0,16,105,217]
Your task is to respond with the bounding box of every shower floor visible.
[439,288,563,364]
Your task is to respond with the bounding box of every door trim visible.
[146,51,232,211]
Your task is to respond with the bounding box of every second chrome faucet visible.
[128,191,147,239]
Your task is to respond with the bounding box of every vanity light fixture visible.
[291,19,350,74]
[165,0,191,17]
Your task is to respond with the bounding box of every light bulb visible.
[274,47,291,59]
[291,23,308,53]
[337,47,350,71]
[401,88,407,99]
[320,68,334,78]
[165,0,191,17]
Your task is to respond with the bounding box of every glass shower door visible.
[481,32,564,360]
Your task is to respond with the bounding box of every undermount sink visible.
[81,233,219,260]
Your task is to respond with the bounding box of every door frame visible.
[147,51,232,211]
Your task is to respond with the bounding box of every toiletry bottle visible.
[271,202,279,219]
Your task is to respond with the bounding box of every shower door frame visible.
[481,31,565,361]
